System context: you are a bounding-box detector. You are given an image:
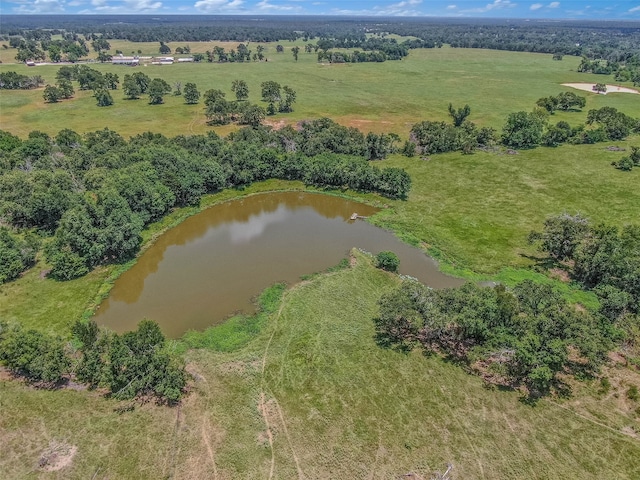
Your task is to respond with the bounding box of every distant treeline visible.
[0,121,410,281]
[2,15,639,61]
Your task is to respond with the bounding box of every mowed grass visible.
[374,137,640,274]
[1,45,639,138]
[3,251,638,479]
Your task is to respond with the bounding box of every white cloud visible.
[193,0,243,12]
[13,0,65,13]
[256,0,303,10]
[446,4,457,10]
[462,0,517,13]
[82,0,163,12]
[331,0,424,16]
[629,6,640,12]
[531,2,558,11]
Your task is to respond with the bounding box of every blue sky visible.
[2,0,639,18]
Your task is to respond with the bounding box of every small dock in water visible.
[350,212,368,220]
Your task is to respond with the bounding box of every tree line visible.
[0,71,45,90]
[407,100,640,155]
[376,212,640,399]
[3,17,637,62]
[0,318,186,404]
[0,123,410,282]
[529,214,640,316]
[578,57,640,87]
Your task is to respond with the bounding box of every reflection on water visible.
[94,192,462,338]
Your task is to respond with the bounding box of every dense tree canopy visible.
[375,278,617,397]
[0,124,410,281]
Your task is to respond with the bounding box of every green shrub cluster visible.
[0,227,39,284]
[375,280,616,397]
[0,319,186,403]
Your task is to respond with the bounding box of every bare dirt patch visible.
[38,441,77,472]
[549,268,571,283]
[562,83,639,95]
[263,119,288,130]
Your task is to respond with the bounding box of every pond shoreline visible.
[82,182,396,330]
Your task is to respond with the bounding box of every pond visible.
[94,192,463,338]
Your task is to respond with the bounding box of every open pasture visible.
[1,43,640,480]
[1,252,639,479]
[1,46,639,138]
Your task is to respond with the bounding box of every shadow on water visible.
[94,192,463,338]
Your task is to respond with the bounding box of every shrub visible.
[0,325,69,385]
[376,251,400,272]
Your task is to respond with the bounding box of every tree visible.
[106,319,186,403]
[97,51,112,63]
[276,44,284,53]
[528,213,590,261]
[183,82,200,104]
[0,228,38,284]
[556,91,586,111]
[57,79,74,99]
[56,65,75,82]
[48,44,61,63]
[72,319,108,388]
[292,46,300,61]
[205,99,232,125]
[131,71,151,93]
[231,79,249,101]
[278,85,296,113]
[213,46,226,62]
[43,85,61,103]
[147,78,171,105]
[95,89,114,107]
[122,74,142,99]
[239,104,266,127]
[0,325,69,385]
[376,251,400,272]
[593,83,607,94]
[91,38,110,52]
[203,89,226,106]
[104,72,119,90]
[448,103,471,127]
[262,81,281,104]
[159,42,171,54]
[501,111,545,149]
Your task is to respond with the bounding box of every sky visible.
[1,0,639,19]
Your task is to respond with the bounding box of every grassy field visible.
[2,252,639,479]
[373,138,640,275]
[1,45,639,138]
[2,45,640,478]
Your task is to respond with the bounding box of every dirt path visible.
[201,418,219,480]
[549,400,639,440]
[187,109,199,135]
[163,404,182,479]
[186,363,221,479]
[259,289,306,479]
